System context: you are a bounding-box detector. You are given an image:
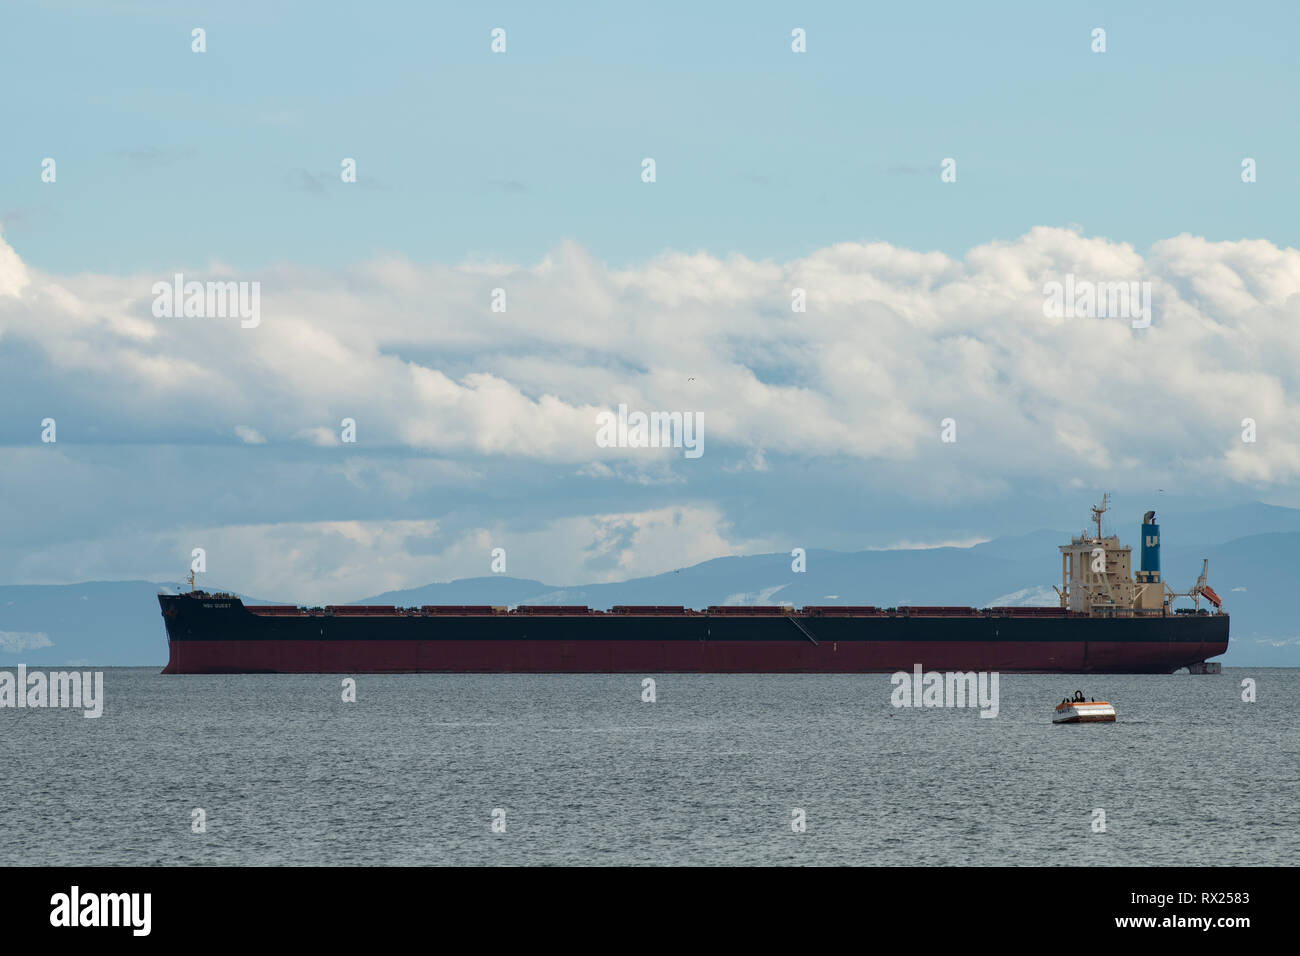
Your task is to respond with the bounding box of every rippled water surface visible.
[2,667,1295,865]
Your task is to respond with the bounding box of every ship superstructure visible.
[1057,496,1223,615]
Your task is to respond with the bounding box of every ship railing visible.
[420,605,499,615]
[983,606,1071,617]
[896,606,979,617]
[514,605,594,615]
[1087,607,1170,618]
[800,606,884,617]
[610,606,688,615]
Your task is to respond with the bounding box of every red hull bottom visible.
[161,639,1225,674]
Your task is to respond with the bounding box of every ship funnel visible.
[1137,511,1160,583]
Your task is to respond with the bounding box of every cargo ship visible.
[158,499,1228,674]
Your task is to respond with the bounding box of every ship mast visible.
[1091,492,1110,540]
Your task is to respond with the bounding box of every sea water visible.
[0,667,1294,866]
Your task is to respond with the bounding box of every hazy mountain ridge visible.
[0,522,1294,665]
[2,509,1296,666]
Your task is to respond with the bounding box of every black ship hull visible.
[158,594,1229,674]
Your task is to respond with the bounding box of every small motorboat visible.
[1053,690,1116,723]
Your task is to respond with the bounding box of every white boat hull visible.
[1053,701,1116,723]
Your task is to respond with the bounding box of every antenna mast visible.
[1091,492,1110,540]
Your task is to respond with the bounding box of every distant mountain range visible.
[3,502,1298,666]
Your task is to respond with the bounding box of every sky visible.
[1,1,1298,602]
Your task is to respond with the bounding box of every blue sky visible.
[1,0,1298,605]
[3,1,1296,273]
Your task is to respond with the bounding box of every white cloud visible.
[0,228,30,298]
[0,631,54,653]
[987,585,1059,607]
[294,426,338,447]
[721,584,792,606]
[1,506,769,605]
[2,227,1299,593]
[1,226,1295,487]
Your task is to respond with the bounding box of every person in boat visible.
[1072,690,1085,703]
